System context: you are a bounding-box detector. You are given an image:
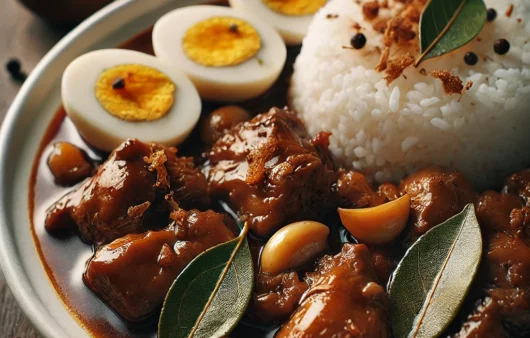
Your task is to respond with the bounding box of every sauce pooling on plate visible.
[29,6,300,337]
[28,1,530,337]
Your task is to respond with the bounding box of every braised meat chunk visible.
[453,297,509,338]
[505,169,530,205]
[400,167,477,239]
[335,170,384,208]
[454,192,530,337]
[476,191,522,234]
[249,271,308,324]
[276,244,389,338]
[45,139,209,245]
[485,205,530,335]
[83,209,235,324]
[206,108,336,237]
[477,193,529,290]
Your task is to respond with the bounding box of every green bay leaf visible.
[158,225,253,338]
[415,0,487,66]
[388,204,482,338]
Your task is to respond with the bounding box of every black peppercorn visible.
[112,77,125,89]
[351,33,367,49]
[494,39,510,55]
[464,52,478,65]
[487,8,497,22]
[229,24,238,33]
[5,58,27,82]
[6,59,21,76]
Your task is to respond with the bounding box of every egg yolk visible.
[95,64,176,122]
[262,0,327,16]
[183,17,261,67]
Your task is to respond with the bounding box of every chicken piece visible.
[505,169,530,205]
[276,244,389,338]
[206,108,336,237]
[377,182,400,202]
[45,139,209,245]
[486,231,530,289]
[452,297,509,338]
[399,167,477,239]
[454,192,530,336]
[484,205,530,334]
[370,246,401,286]
[249,271,309,324]
[476,191,522,234]
[489,287,530,335]
[477,192,529,290]
[334,170,385,208]
[83,209,235,324]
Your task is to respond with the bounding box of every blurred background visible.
[0,1,112,336]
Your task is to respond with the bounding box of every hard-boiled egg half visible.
[62,49,201,152]
[152,5,286,102]
[229,0,327,45]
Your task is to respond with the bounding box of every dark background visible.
[0,1,66,337]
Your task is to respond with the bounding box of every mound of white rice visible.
[290,0,530,187]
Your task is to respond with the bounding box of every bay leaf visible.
[158,223,253,338]
[415,0,487,66]
[388,204,482,338]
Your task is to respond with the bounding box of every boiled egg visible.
[229,0,327,45]
[61,49,201,152]
[152,5,286,102]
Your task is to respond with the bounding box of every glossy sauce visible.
[28,2,300,337]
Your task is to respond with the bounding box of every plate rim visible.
[0,1,149,337]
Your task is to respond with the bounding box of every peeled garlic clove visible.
[261,221,329,275]
[338,194,410,244]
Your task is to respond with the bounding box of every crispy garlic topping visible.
[95,64,176,122]
[183,17,261,67]
[262,0,327,16]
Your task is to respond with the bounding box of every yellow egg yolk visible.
[262,0,327,16]
[183,17,261,67]
[95,64,176,122]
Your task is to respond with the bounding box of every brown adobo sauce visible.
[29,2,530,337]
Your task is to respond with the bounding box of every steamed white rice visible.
[290,0,530,187]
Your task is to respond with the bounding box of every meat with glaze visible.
[505,169,530,205]
[454,190,530,337]
[453,297,509,338]
[335,169,386,208]
[206,108,337,237]
[249,271,309,324]
[83,208,235,324]
[276,243,389,338]
[400,167,477,239]
[45,139,209,245]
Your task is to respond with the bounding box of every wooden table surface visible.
[0,1,66,337]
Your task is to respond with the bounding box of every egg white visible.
[229,0,326,45]
[61,49,201,152]
[152,5,287,102]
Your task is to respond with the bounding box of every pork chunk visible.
[400,167,477,239]
[476,191,523,234]
[505,169,530,205]
[453,297,509,338]
[206,108,336,237]
[276,244,388,338]
[335,170,385,208]
[249,271,309,324]
[83,209,235,324]
[45,139,209,245]
[455,193,530,336]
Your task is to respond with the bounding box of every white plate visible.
[0,1,204,337]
